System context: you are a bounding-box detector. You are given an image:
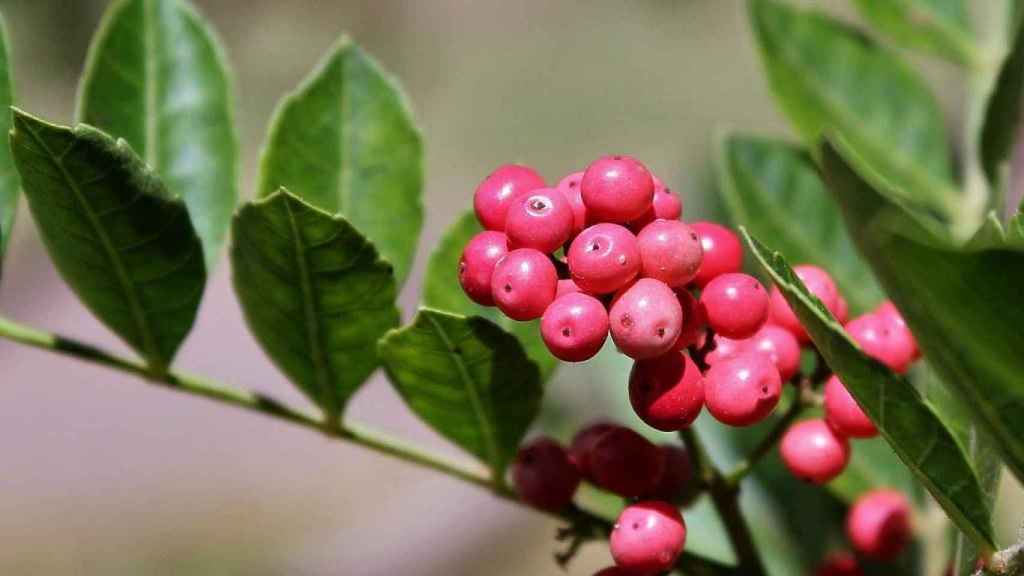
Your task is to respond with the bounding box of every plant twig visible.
[724,379,811,487]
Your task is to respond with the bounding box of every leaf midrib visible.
[335,43,353,217]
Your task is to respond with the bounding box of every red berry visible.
[705,334,742,366]
[556,278,581,298]
[568,223,641,294]
[780,419,850,484]
[504,187,574,254]
[629,352,704,431]
[637,220,703,288]
[700,273,769,339]
[835,295,850,324]
[556,171,587,236]
[875,300,920,361]
[824,375,877,438]
[592,567,634,576]
[846,489,912,560]
[569,421,620,478]
[609,279,684,359]
[473,164,545,231]
[646,445,692,501]
[581,155,655,223]
[458,231,508,306]
[541,293,610,362]
[704,352,781,426]
[610,501,687,574]
[590,427,665,497]
[769,264,840,342]
[744,324,802,381]
[629,177,683,231]
[491,248,558,321]
[673,289,707,351]
[690,221,743,288]
[814,552,864,576]
[512,437,580,512]
[845,313,914,373]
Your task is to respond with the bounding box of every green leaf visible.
[716,133,882,313]
[258,36,423,287]
[830,436,920,503]
[10,109,205,370]
[821,141,1024,507]
[422,210,558,381]
[851,0,978,66]
[378,308,542,477]
[0,15,16,260]
[77,0,237,269]
[743,227,998,551]
[981,9,1024,191]
[230,189,399,421]
[748,0,960,222]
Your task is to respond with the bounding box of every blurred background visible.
[0,1,1019,574]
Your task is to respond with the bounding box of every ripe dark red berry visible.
[846,489,912,560]
[780,419,850,484]
[609,279,684,359]
[458,230,508,306]
[700,272,769,339]
[824,374,877,438]
[580,155,655,223]
[567,223,641,294]
[814,552,864,576]
[512,437,580,512]
[645,444,692,501]
[629,352,704,431]
[704,352,781,426]
[541,292,609,362]
[690,221,743,288]
[568,421,620,478]
[610,501,687,574]
[589,427,665,498]
[491,248,558,321]
[473,164,545,231]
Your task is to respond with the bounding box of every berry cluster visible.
[813,488,914,575]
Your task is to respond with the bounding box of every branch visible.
[725,378,812,486]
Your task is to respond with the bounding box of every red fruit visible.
[609,279,684,359]
[590,427,665,497]
[700,272,769,339]
[744,324,802,381]
[569,421,620,478]
[814,552,864,576]
[705,334,742,366]
[704,352,781,426]
[491,248,558,321]
[691,221,743,288]
[780,419,850,484]
[845,313,914,373]
[846,489,912,560]
[629,176,683,230]
[473,164,545,231]
[556,171,588,236]
[673,289,707,351]
[541,293,610,362]
[556,278,581,298]
[458,231,508,306]
[592,567,634,576]
[568,223,641,294]
[629,353,704,431]
[505,187,574,253]
[875,300,920,361]
[637,220,703,288]
[646,445,692,501]
[769,264,840,342]
[581,155,655,223]
[512,437,580,511]
[824,375,877,438]
[610,501,687,574]
[835,295,850,324]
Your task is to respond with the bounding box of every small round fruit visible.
[780,419,850,484]
[556,171,587,236]
[491,248,558,321]
[610,501,687,574]
[770,265,840,342]
[705,334,742,366]
[568,421,620,478]
[673,289,707,351]
[473,164,546,231]
[745,324,801,381]
[580,155,655,223]
[609,279,684,359]
[704,352,781,426]
[589,427,665,498]
[629,352,704,431]
[556,278,581,298]
[845,313,914,373]
[541,293,609,362]
[814,552,864,576]
[637,220,703,288]
[646,445,692,501]
[846,489,912,560]
[512,437,580,512]
[700,273,769,339]
[824,375,877,438]
[505,187,574,253]
[875,300,920,361]
[458,231,508,306]
[630,177,683,230]
[835,295,850,324]
[568,223,641,294]
[691,221,743,288]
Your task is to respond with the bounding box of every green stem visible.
[725,381,811,487]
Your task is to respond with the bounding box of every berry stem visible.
[724,378,812,487]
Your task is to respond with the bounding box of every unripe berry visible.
[504,187,574,254]
[541,293,610,362]
[637,220,703,288]
[609,279,684,359]
[745,324,802,381]
[780,419,850,484]
[568,421,620,478]
[610,501,687,574]
[704,352,781,426]
[673,289,707,351]
[846,489,912,560]
[581,155,655,223]
[629,352,704,431]
[458,231,508,306]
[814,552,864,576]
[769,264,840,342]
[845,313,914,373]
[473,164,545,231]
[590,427,665,497]
[646,445,693,501]
[700,273,769,339]
[556,278,581,298]
[491,248,558,321]
[556,171,587,236]
[875,300,920,361]
[512,437,580,512]
[690,221,743,288]
[824,375,877,438]
[568,223,641,294]
[629,176,683,230]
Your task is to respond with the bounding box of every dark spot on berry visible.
[569,180,578,188]
[632,521,640,530]
[588,241,601,252]
[522,453,535,465]
[504,283,513,293]
[620,314,634,328]
[562,327,572,338]
[762,385,769,394]
[690,232,698,241]
[656,327,666,338]
[613,155,623,161]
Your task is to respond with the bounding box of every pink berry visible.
[845,313,914,373]
[569,421,620,478]
[609,279,684,359]
[512,437,580,512]
[637,220,703,288]
[745,324,802,381]
[589,427,665,498]
[541,293,610,362]
[556,278,581,298]
[780,419,850,484]
[835,295,850,324]
[629,177,683,231]
[610,501,687,574]
[673,289,707,351]
[458,231,508,306]
[704,352,781,426]
[490,248,558,321]
[568,223,641,294]
[875,300,920,361]
[815,552,864,576]
[580,155,655,223]
[504,187,574,253]
[700,273,769,339]
[629,352,704,431]
[824,375,877,438]
[705,334,742,366]
[473,164,546,231]
[646,445,692,501]
[769,265,840,343]
[556,171,587,236]
[846,489,912,560]
[691,221,743,288]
